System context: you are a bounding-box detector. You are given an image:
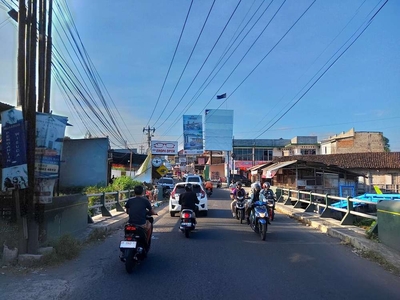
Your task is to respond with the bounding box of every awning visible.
[262,160,297,178]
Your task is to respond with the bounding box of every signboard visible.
[151,140,178,155]
[183,115,203,154]
[156,165,168,176]
[1,109,28,191]
[34,113,68,203]
[204,109,233,151]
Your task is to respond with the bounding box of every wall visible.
[336,132,384,154]
[59,138,109,188]
[41,194,88,243]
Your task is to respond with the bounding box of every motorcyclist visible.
[125,185,158,245]
[261,182,275,220]
[205,180,213,193]
[179,183,200,220]
[246,182,262,224]
[231,182,246,218]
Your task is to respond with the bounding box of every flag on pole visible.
[216,93,226,99]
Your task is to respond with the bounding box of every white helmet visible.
[263,182,270,188]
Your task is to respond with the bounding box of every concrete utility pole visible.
[143,126,155,153]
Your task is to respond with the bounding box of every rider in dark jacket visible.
[179,183,200,213]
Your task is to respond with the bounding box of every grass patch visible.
[40,234,82,266]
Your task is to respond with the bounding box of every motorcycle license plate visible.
[120,241,137,248]
[181,222,192,226]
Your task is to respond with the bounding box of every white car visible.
[157,177,175,190]
[185,175,204,186]
[169,182,208,217]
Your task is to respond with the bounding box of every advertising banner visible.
[151,140,178,155]
[204,109,233,151]
[35,113,68,203]
[1,109,28,191]
[183,115,203,154]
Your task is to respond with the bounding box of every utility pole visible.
[143,126,155,153]
[139,145,145,154]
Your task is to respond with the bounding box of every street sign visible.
[156,165,168,176]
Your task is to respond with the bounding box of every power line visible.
[253,0,389,139]
[145,0,194,127]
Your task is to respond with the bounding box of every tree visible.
[383,136,390,152]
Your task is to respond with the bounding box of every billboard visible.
[204,109,233,151]
[151,140,178,155]
[183,115,203,154]
[1,109,28,191]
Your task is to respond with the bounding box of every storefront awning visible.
[262,160,297,178]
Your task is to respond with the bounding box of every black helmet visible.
[185,183,193,191]
[236,181,242,187]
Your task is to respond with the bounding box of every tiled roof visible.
[273,152,400,169]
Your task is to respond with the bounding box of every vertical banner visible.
[34,113,68,203]
[183,115,203,154]
[1,109,29,191]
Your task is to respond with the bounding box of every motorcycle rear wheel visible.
[260,223,267,241]
[125,249,135,274]
[184,228,190,238]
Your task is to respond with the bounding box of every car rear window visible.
[175,185,202,193]
[187,177,200,182]
[159,178,173,184]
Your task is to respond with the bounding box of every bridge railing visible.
[276,188,377,228]
[87,190,133,223]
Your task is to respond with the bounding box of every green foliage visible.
[383,136,390,152]
[54,234,81,260]
[110,176,142,191]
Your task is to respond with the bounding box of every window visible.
[233,148,252,161]
[255,149,273,161]
[300,149,316,155]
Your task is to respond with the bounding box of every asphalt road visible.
[2,188,400,300]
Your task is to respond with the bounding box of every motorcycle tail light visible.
[125,236,133,241]
[125,225,136,231]
[182,212,191,218]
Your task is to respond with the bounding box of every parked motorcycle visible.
[248,200,269,240]
[179,209,196,238]
[235,195,246,224]
[119,216,154,274]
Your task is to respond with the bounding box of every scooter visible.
[235,195,246,224]
[248,200,269,241]
[261,194,275,221]
[119,215,154,274]
[179,209,196,238]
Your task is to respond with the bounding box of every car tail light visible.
[182,212,191,218]
[200,189,205,198]
[170,189,176,198]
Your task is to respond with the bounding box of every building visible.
[320,128,385,154]
[283,136,319,156]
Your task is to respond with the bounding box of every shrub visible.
[54,234,81,260]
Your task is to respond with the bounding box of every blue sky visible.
[0,0,399,151]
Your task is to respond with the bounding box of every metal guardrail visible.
[277,188,377,229]
[86,190,133,223]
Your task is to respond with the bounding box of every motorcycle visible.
[179,209,196,238]
[261,194,275,221]
[119,215,154,274]
[248,200,269,241]
[206,187,212,197]
[235,195,246,224]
